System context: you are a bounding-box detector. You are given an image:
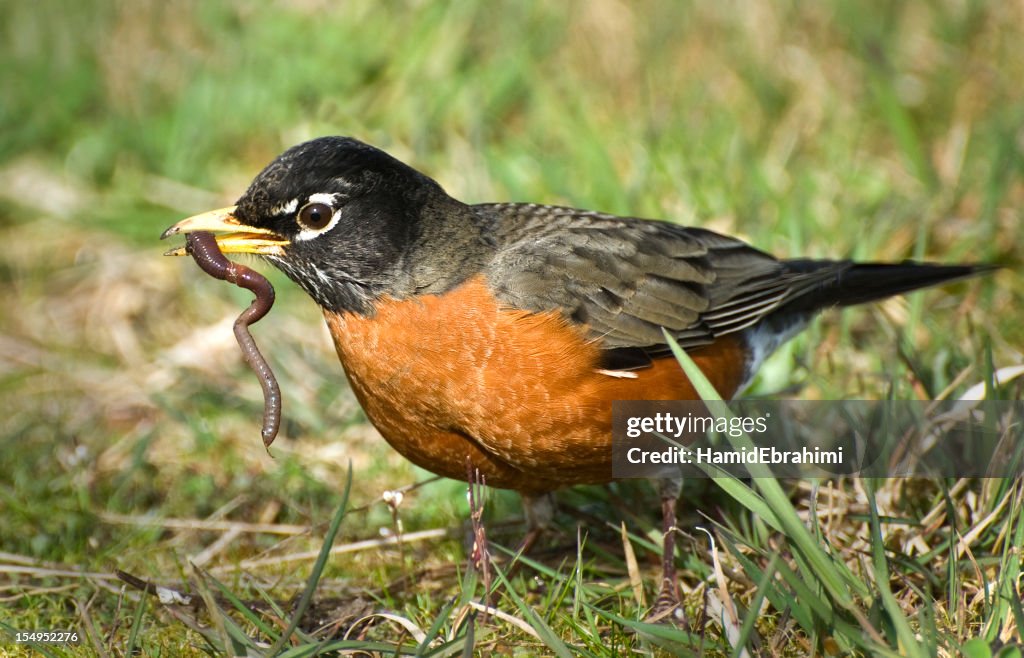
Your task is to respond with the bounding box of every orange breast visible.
[324,275,746,494]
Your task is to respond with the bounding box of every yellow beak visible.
[160,206,289,256]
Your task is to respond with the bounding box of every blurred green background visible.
[1,0,1021,653]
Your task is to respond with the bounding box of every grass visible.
[1,0,1022,655]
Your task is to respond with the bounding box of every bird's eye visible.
[297,202,334,231]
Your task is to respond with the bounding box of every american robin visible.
[162,136,988,612]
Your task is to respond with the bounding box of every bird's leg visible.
[518,492,556,556]
[465,459,492,610]
[647,477,686,623]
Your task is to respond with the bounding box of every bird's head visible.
[162,136,455,313]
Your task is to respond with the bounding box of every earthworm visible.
[185,231,281,448]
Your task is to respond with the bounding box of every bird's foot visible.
[644,578,686,624]
[515,492,556,555]
[645,477,686,624]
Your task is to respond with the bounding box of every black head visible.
[234,136,447,312]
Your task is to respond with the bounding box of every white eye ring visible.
[294,193,342,241]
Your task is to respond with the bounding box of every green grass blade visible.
[490,560,575,658]
[865,482,926,658]
[277,639,420,656]
[730,553,777,658]
[663,330,868,604]
[988,483,1024,642]
[586,605,708,648]
[416,596,457,657]
[267,462,353,655]
[201,568,289,643]
[124,590,147,657]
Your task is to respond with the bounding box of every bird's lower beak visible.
[160,206,288,256]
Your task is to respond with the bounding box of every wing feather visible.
[477,203,842,360]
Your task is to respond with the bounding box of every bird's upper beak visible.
[160,206,289,256]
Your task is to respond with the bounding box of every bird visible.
[161,136,990,616]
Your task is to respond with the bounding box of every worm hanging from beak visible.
[185,231,281,448]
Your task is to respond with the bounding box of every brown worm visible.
[185,231,281,448]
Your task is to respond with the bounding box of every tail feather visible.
[780,260,996,313]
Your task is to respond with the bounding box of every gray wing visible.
[477,203,847,353]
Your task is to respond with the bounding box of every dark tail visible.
[780,259,997,313]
